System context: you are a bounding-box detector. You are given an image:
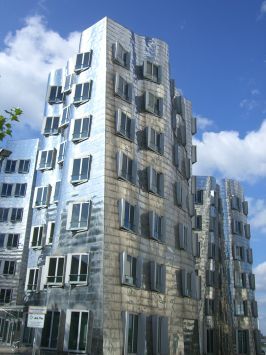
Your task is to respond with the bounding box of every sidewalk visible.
[0,345,32,354]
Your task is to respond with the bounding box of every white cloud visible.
[239,98,257,111]
[193,120,266,183]
[247,197,266,233]
[251,89,260,96]
[195,115,214,131]
[261,1,266,15]
[0,16,80,137]
[254,261,266,291]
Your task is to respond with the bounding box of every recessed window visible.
[112,42,130,68]
[206,270,216,287]
[46,222,55,245]
[173,143,181,170]
[231,195,241,211]
[2,261,16,275]
[116,151,137,184]
[73,82,93,105]
[149,211,165,242]
[1,183,13,197]
[14,183,27,197]
[150,261,166,293]
[38,150,55,170]
[144,91,163,117]
[205,299,215,316]
[66,310,91,352]
[114,73,132,102]
[127,314,138,353]
[60,106,71,128]
[231,219,243,235]
[10,208,23,222]
[234,300,248,316]
[0,289,12,304]
[71,156,91,184]
[72,116,92,143]
[115,109,135,141]
[67,201,91,231]
[47,86,63,104]
[244,224,251,239]
[206,329,214,354]
[237,330,249,354]
[26,268,39,291]
[143,60,162,83]
[41,311,60,349]
[18,159,30,173]
[145,127,164,155]
[34,186,51,208]
[75,51,93,73]
[147,166,164,197]
[47,257,65,286]
[43,116,60,136]
[249,273,256,290]
[31,226,44,248]
[6,234,19,249]
[194,190,203,204]
[67,254,89,284]
[175,181,183,207]
[120,251,139,287]
[63,74,75,93]
[177,223,191,252]
[233,245,245,261]
[0,234,5,248]
[58,142,66,164]
[53,181,61,203]
[5,160,16,173]
[0,208,9,222]
[118,199,139,234]
[181,269,200,299]
[172,114,186,145]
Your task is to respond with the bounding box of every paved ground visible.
[0,345,31,354]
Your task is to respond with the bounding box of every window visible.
[192,233,201,258]
[41,311,60,349]
[0,208,9,222]
[18,159,30,173]
[72,116,92,142]
[194,190,203,204]
[127,313,138,353]
[205,299,215,316]
[144,91,163,117]
[237,330,249,354]
[114,73,132,102]
[193,215,202,230]
[31,226,44,248]
[118,199,139,234]
[0,234,5,248]
[46,257,65,285]
[14,183,27,197]
[243,201,248,215]
[116,151,137,184]
[47,86,63,104]
[234,271,245,288]
[233,245,245,261]
[2,261,16,275]
[235,301,248,316]
[10,208,23,222]
[5,160,16,173]
[206,270,217,287]
[172,114,186,145]
[112,42,130,68]
[150,261,166,293]
[249,273,256,290]
[1,183,13,197]
[244,224,251,239]
[147,166,164,197]
[66,254,89,284]
[149,211,165,242]
[6,234,19,248]
[120,251,142,288]
[38,150,55,170]
[175,181,183,207]
[73,82,93,105]
[231,219,243,235]
[58,142,66,164]
[53,181,61,203]
[208,243,217,259]
[115,109,135,141]
[65,310,91,352]
[26,268,39,291]
[0,289,12,304]
[173,143,181,170]
[247,248,253,264]
[122,312,147,355]
[191,116,197,135]
[46,222,55,245]
[67,201,91,231]
[143,60,162,83]
[181,270,200,299]
[43,116,60,135]
[206,329,214,354]
[71,156,91,184]
[177,223,191,252]
[145,127,164,155]
[151,315,169,355]
[251,300,258,317]
[34,186,51,208]
[60,106,71,127]
[63,74,75,93]
[75,51,93,72]
[231,195,241,211]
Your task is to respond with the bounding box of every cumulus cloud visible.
[193,120,266,183]
[195,115,214,131]
[0,16,80,137]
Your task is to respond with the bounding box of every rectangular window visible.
[34,186,50,208]
[75,51,92,72]
[58,142,66,164]
[10,208,23,222]
[147,166,164,197]
[14,183,27,197]
[251,300,258,318]
[6,234,19,248]
[244,224,251,239]
[71,156,91,184]
[53,181,61,203]
[175,181,183,207]
[237,330,249,354]
[72,116,92,142]
[235,300,248,316]
[73,82,93,105]
[31,226,44,248]
[41,311,60,349]
[149,211,165,242]
[67,254,89,284]
[207,329,214,353]
[128,314,138,353]
[47,86,63,104]
[151,315,169,355]
[47,257,65,285]
[26,268,39,291]
[243,201,248,215]
[60,106,71,127]
[114,73,132,102]
[18,159,30,173]
[234,271,244,288]
[172,114,186,145]
[231,195,241,210]
[208,243,217,259]
[232,219,243,235]
[150,261,166,293]
[249,274,256,290]
[177,223,191,252]
[0,289,12,304]
[47,222,55,245]
[143,60,162,83]
[5,160,16,173]
[43,116,60,135]
[63,74,74,93]
[1,183,13,197]
[120,252,137,286]
[194,215,202,230]
[66,311,90,352]
[68,202,91,231]
[116,151,137,184]
[3,261,16,275]
[115,109,135,141]
[144,91,163,117]
[206,270,216,287]
[195,190,203,204]
[145,127,164,155]
[205,299,215,316]
[180,270,200,298]
[118,199,139,234]
[0,234,5,248]
[112,42,130,68]
[38,150,55,170]
[0,208,9,222]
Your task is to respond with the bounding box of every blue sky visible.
[1,0,266,332]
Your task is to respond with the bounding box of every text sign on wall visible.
[27,306,47,328]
